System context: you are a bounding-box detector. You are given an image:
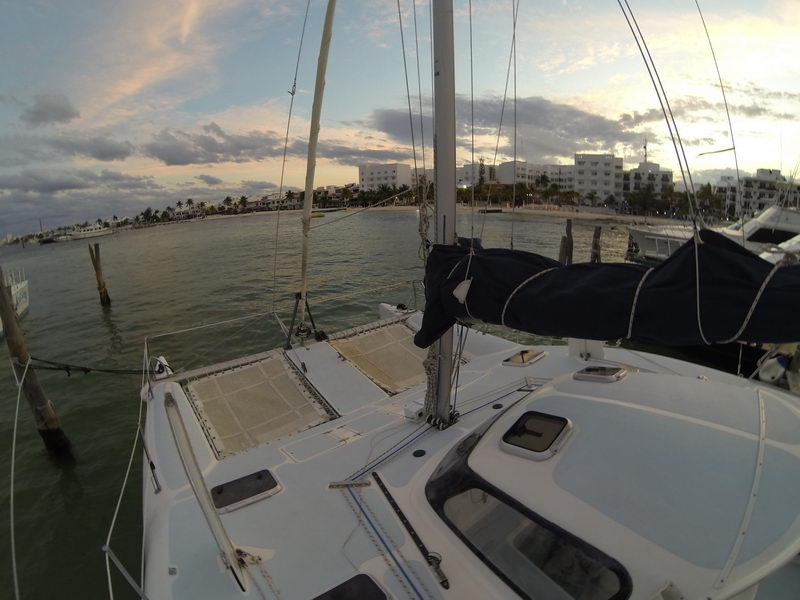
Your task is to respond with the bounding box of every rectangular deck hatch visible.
[502,411,571,458]
[211,470,279,510]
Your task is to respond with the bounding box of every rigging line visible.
[620,0,714,344]
[397,0,421,216]
[147,310,274,341]
[271,0,313,313]
[694,0,742,241]
[622,0,701,224]
[411,0,427,175]
[479,0,520,241]
[510,0,518,250]
[310,188,413,229]
[105,396,145,600]
[9,357,31,600]
[617,2,693,222]
[394,0,425,258]
[468,0,476,243]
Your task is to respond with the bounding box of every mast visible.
[430,0,456,425]
[299,0,337,323]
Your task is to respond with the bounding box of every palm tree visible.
[223,196,234,211]
[238,195,249,211]
[176,200,183,209]
[186,198,194,207]
[143,207,153,222]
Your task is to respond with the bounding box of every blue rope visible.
[347,488,426,600]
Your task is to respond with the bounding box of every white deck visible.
[142,316,800,600]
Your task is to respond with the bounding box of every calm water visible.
[0,209,630,599]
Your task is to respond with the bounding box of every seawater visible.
[0,209,630,598]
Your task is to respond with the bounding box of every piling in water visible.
[88,243,111,307]
[0,265,71,455]
[590,226,602,263]
[558,219,574,265]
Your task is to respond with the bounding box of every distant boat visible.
[479,207,503,213]
[0,270,29,338]
[38,236,56,245]
[69,224,113,240]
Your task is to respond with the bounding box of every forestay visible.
[414,229,800,348]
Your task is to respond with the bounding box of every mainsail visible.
[414,229,800,348]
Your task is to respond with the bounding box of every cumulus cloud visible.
[0,168,160,194]
[47,135,134,161]
[195,174,223,185]
[240,180,278,194]
[365,95,649,164]
[20,94,80,127]
[143,122,284,165]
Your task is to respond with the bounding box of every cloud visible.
[195,174,223,185]
[0,168,160,194]
[240,180,278,195]
[143,122,284,165]
[47,135,134,161]
[19,94,80,127]
[364,94,649,164]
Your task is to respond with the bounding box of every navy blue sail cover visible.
[414,229,800,348]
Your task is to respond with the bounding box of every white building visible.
[455,162,497,187]
[358,163,412,191]
[715,169,800,217]
[495,160,574,191]
[542,164,574,191]
[573,153,623,202]
[623,161,673,203]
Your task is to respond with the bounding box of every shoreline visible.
[140,204,680,228]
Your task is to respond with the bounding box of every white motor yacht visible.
[628,205,800,262]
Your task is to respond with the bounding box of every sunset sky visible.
[1,0,798,234]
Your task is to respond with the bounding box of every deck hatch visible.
[503,411,570,455]
[211,470,279,510]
[312,574,387,600]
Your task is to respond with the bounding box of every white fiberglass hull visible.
[140,314,800,600]
[70,227,113,240]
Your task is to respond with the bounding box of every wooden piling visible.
[0,265,71,455]
[558,219,574,265]
[88,243,111,307]
[590,226,602,263]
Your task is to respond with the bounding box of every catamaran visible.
[111,2,800,599]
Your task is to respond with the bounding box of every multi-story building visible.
[455,162,497,187]
[358,163,412,191]
[573,153,624,202]
[622,161,673,202]
[714,169,800,217]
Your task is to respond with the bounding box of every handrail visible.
[164,393,247,592]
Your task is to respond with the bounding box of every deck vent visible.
[573,365,626,383]
[502,411,572,460]
[312,574,387,600]
[503,349,545,367]
[211,469,280,511]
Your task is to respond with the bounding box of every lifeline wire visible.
[9,357,31,600]
[271,0,313,312]
[104,375,146,599]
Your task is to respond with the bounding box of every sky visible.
[1,0,798,234]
